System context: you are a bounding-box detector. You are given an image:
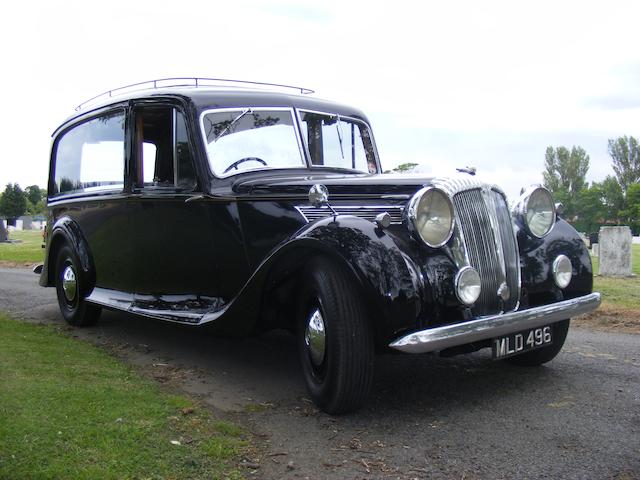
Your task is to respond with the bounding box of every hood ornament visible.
[309,184,337,216]
[456,166,476,176]
[309,184,329,207]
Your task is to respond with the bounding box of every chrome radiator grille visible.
[453,188,520,315]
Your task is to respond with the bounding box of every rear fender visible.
[41,217,95,295]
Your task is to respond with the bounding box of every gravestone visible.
[592,243,599,258]
[20,216,33,230]
[599,226,633,276]
[0,220,6,242]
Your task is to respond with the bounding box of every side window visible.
[134,106,196,189]
[299,112,377,174]
[53,110,125,196]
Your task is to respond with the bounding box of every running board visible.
[86,288,226,325]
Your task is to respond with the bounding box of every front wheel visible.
[505,319,570,366]
[297,258,374,414]
[55,244,101,327]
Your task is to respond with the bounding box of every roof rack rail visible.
[75,77,315,111]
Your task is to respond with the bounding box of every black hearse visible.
[40,78,600,413]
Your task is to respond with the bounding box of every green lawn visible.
[0,314,245,480]
[0,229,45,264]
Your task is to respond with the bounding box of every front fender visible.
[296,216,422,343]
[204,215,422,345]
[519,218,593,303]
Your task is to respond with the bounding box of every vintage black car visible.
[40,78,600,414]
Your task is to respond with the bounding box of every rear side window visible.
[52,110,125,196]
[134,106,196,190]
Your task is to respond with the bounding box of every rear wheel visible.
[297,258,374,414]
[55,244,101,327]
[505,319,570,366]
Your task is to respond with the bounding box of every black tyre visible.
[55,244,101,327]
[505,320,570,366]
[297,258,374,414]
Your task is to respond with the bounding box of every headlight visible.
[552,255,572,289]
[406,187,454,247]
[516,186,556,238]
[455,266,482,305]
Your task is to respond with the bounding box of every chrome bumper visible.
[389,292,601,354]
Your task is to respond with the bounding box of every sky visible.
[1,0,639,201]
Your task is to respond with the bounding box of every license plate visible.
[492,326,552,360]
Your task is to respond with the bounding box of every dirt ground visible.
[0,260,39,269]
[574,306,640,334]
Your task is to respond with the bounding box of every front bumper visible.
[389,292,601,354]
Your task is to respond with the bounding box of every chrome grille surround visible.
[430,177,521,316]
[296,205,404,224]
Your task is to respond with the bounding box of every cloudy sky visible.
[1,0,638,201]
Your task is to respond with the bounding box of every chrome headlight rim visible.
[455,266,482,306]
[406,186,455,248]
[516,185,557,239]
[552,254,573,289]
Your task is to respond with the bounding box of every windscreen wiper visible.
[214,108,253,142]
[335,115,345,160]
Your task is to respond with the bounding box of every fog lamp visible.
[553,255,572,289]
[455,266,481,306]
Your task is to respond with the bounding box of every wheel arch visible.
[44,217,96,296]
[255,216,423,347]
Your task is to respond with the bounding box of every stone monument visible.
[0,220,6,242]
[598,226,633,276]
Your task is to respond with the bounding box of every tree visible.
[608,136,640,193]
[392,162,418,173]
[599,176,625,223]
[24,185,46,215]
[621,182,640,234]
[573,184,605,234]
[25,185,43,206]
[0,183,27,226]
[543,146,590,221]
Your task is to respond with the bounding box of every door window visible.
[299,111,378,174]
[134,106,196,189]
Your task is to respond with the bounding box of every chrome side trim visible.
[296,205,405,224]
[389,292,601,354]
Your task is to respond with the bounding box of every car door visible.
[49,107,135,294]
[128,102,221,309]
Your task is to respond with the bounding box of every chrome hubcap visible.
[305,308,326,366]
[62,265,77,302]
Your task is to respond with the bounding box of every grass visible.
[0,229,45,264]
[591,244,640,310]
[0,313,246,480]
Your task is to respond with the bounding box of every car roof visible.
[54,84,371,135]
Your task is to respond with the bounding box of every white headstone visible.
[592,243,599,258]
[599,226,633,276]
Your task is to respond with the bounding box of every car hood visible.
[232,171,436,198]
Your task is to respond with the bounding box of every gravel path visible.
[1,267,639,479]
